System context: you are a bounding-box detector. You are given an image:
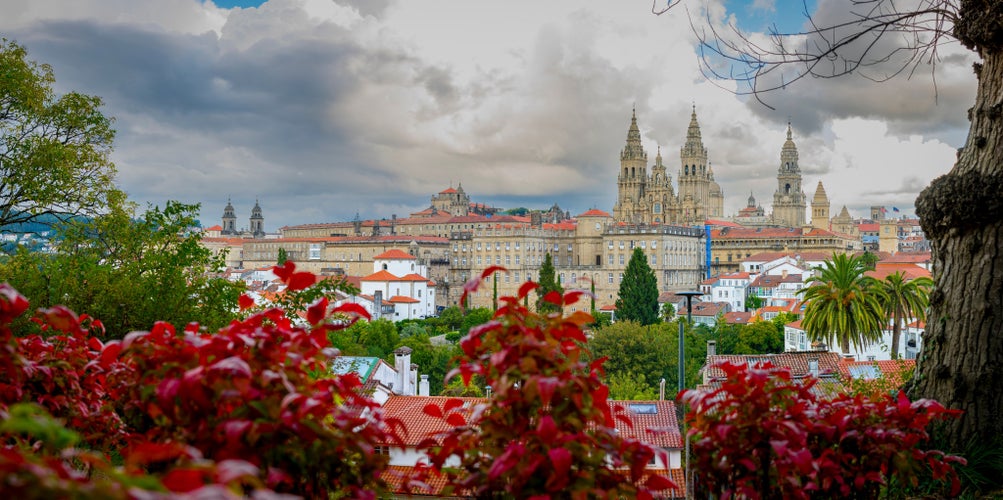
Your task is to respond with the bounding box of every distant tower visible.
[772,123,806,227]
[678,104,711,224]
[613,107,648,224]
[222,198,237,235]
[249,200,264,238]
[811,181,830,230]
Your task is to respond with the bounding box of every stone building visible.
[612,107,723,225]
[771,124,807,227]
[810,181,830,230]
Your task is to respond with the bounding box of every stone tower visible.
[831,206,856,236]
[811,181,830,230]
[678,105,710,224]
[222,198,237,235]
[613,107,648,224]
[249,200,264,238]
[771,123,806,227]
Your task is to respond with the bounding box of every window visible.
[309,244,321,260]
[462,257,467,265]
[651,241,657,249]
[506,255,511,265]
[505,274,511,283]
[640,241,646,249]
[514,272,520,281]
[515,242,520,249]
[608,254,614,265]
[515,255,521,264]
[619,272,624,283]
[619,241,624,249]
[477,242,482,250]
[559,273,565,283]
[619,254,624,265]
[496,256,501,265]
[571,273,577,283]
[567,256,572,266]
[608,273,614,284]
[567,244,573,251]
[496,242,501,250]
[506,242,510,250]
[477,256,482,265]
[554,243,559,251]
[650,254,656,265]
[608,241,614,249]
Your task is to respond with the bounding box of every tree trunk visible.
[909,49,1003,446]
[890,314,901,361]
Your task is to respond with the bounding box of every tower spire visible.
[621,107,645,160]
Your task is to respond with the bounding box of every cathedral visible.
[221,199,266,238]
[612,107,724,225]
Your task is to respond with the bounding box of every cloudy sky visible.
[2,0,976,229]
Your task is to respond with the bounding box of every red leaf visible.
[38,305,79,332]
[537,377,559,406]
[548,447,572,481]
[518,280,540,299]
[0,284,30,323]
[307,297,329,325]
[331,302,371,320]
[645,474,678,491]
[443,398,465,413]
[445,412,466,427]
[423,403,443,418]
[273,261,296,281]
[238,294,255,311]
[481,266,507,279]
[100,341,122,367]
[562,289,588,306]
[208,356,252,378]
[287,271,317,291]
[162,468,206,492]
[543,290,563,306]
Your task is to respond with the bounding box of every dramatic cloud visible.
[0,0,973,229]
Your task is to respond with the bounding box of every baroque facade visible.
[612,107,723,225]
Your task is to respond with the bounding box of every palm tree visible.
[797,253,885,354]
[874,272,933,360]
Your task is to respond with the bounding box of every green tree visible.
[276,247,288,266]
[1,201,241,339]
[660,302,676,322]
[606,371,660,401]
[734,320,784,354]
[797,254,885,354]
[874,272,933,360]
[860,250,879,271]
[615,247,659,325]
[460,307,494,335]
[358,318,400,360]
[745,294,764,311]
[0,40,122,230]
[536,253,563,314]
[438,305,463,331]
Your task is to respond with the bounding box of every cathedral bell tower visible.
[249,200,265,238]
[222,198,237,235]
[613,107,648,223]
[678,105,709,223]
[772,123,806,227]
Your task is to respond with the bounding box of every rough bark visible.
[909,50,1003,446]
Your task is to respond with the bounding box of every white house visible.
[342,249,437,320]
[711,271,751,311]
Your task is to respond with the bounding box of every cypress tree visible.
[616,247,659,325]
[536,253,563,314]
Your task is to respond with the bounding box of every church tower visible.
[771,123,806,227]
[678,105,710,223]
[249,200,265,238]
[647,145,676,224]
[222,198,237,235]
[613,108,648,223]
[811,181,830,230]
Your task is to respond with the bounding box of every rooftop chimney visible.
[659,378,666,401]
[808,357,819,378]
[707,340,717,358]
[419,374,430,397]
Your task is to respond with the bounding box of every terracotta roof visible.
[612,400,683,449]
[743,251,837,263]
[701,277,719,285]
[837,359,916,387]
[204,224,223,231]
[858,223,879,232]
[381,466,450,496]
[374,249,417,260]
[387,295,420,304]
[381,396,487,446]
[882,252,931,263]
[786,319,804,329]
[865,263,931,281]
[578,209,612,218]
[201,237,247,245]
[439,187,457,194]
[600,304,617,311]
[704,218,743,227]
[360,270,402,282]
[704,351,843,380]
[399,273,430,282]
[722,311,753,324]
[720,272,751,279]
[543,221,577,231]
[691,302,727,317]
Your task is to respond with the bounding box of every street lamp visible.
[675,290,703,393]
[675,290,701,500]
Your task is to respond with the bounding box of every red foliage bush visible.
[0,263,403,498]
[408,267,678,498]
[682,361,966,499]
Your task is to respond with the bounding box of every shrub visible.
[407,267,677,498]
[682,361,965,499]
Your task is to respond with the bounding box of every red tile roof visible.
[204,224,223,231]
[374,249,417,260]
[387,295,420,304]
[704,351,843,380]
[578,209,612,218]
[439,187,457,194]
[613,400,683,448]
[837,359,916,387]
[399,273,431,282]
[723,312,753,324]
[381,396,487,446]
[360,270,401,282]
[865,263,931,281]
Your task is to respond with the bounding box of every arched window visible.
[382,263,388,270]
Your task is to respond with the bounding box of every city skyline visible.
[1,0,975,229]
